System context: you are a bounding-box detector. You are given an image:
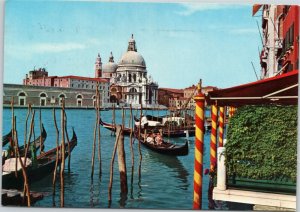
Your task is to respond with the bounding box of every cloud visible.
[176,3,244,16]
[30,42,86,53]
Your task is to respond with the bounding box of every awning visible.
[252,4,262,16]
[207,70,298,106]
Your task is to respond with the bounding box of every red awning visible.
[207,70,298,106]
[252,4,262,16]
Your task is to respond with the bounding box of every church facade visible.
[96,35,159,107]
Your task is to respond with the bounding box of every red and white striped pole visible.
[210,103,218,171]
[218,106,225,147]
[193,80,205,209]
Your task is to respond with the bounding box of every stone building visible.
[3,84,106,108]
[255,5,299,79]
[158,88,184,107]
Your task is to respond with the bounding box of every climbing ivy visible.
[225,105,297,182]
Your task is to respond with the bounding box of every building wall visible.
[3,84,107,108]
[281,5,299,71]
[260,5,299,79]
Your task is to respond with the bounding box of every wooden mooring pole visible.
[193,80,205,209]
[60,98,66,207]
[108,127,122,206]
[14,118,31,206]
[116,125,128,195]
[52,108,60,198]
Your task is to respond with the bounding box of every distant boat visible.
[2,128,77,189]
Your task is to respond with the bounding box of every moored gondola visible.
[2,128,77,189]
[135,132,189,156]
[2,130,12,147]
[3,124,47,161]
[99,118,132,135]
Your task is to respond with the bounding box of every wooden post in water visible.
[138,104,142,160]
[60,98,66,207]
[210,103,218,171]
[116,125,128,195]
[193,80,205,209]
[24,110,35,168]
[64,112,71,172]
[52,108,60,197]
[111,104,116,136]
[108,128,122,206]
[13,118,31,206]
[11,97,18,177]
[129,104,134,167]
[97,85,102,177]
[39,108,44,154]
[91,85,99,179]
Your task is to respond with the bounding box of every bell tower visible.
[95,53,102,78]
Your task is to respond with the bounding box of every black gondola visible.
[2,129,77,189]
[99,118,132,136]
[2,130,12,147]
[3,124,47,160]
[136,133,189,156]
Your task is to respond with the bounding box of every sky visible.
[4,0,263,89]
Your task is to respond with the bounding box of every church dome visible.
[119,51,146,67]
[118,34,146,68]
[103,52,118,73]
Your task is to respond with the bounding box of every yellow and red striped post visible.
[218,106,225,147]
[210,103,218,171]
[193,80,205,209]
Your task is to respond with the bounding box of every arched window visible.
[77,94,83,107]
[59,94,66,106]
[128,74,132,83]
[40,92,47,106]
[18,92,26,106]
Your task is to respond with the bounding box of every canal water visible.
[2,108,212,209]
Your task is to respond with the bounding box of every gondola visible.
[2,128,77,189]
[2,130,12,147]
[3,124,47,160]
[136,132,189,156]
[99,118,132,136]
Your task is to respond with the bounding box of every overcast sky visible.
[4,0,263,89]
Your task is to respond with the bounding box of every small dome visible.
[103,52,117,73]
[103,62,118,73]
[119,51,146,67]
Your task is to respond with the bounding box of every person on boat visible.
[154,129,163,145]
[146,131,155,145]
[141,114,148,129]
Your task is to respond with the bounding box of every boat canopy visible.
[207,70,298,106]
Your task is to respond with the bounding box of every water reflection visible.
[145,149,189,190]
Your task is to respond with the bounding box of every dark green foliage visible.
[225,105,297,182]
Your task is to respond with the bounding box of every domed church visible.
[95,34,159,107]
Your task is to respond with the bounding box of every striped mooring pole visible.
[210,103,218,171]
[193,80,205,209]
[218,106,225,147]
